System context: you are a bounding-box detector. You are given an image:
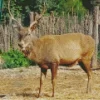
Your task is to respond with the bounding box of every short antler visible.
[8,0,23,28]
[29,2,46,30]
[35,2,46,21]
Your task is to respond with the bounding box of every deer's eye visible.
[27,33,31,36]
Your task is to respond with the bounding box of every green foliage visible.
[1,49,35,69]
[98,45,100,60]
[97,45,100,60]
[55,0,87,17]
[34,0,87,16]
[98,51,100,60]
[2,0,88,24]
[3,0,24,22]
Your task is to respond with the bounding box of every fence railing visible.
[0,13,96,52]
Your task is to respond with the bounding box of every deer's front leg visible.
[51,63,58,97]
[38,66,47,97]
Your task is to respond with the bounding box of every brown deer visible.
[8,0,95,97]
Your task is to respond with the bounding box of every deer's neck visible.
[28,38,42,63]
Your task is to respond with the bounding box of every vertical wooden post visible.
[92,5,99,68]
[88,15,93,36]
[29,12,34,24]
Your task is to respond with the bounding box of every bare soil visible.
[0,65,100,100]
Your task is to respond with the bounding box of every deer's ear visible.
[12,24,23,31]
[29,21,38,31]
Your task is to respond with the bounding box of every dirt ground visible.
[0,65,100,100]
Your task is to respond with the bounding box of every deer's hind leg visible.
[79,59,92,93]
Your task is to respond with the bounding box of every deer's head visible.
[8,0,45,54]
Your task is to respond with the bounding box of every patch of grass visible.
[1,49,36,69]
[98,51,100,60]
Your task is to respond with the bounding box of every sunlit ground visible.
[0,66,99,100]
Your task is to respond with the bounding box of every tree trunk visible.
[92,6,99,68]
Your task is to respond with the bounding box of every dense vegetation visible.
[1,50,35,68]
[1,0,88,24]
